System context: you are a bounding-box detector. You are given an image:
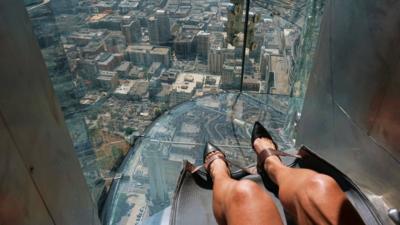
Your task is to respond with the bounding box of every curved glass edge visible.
[284,0,326,141]
[23,0,327,224]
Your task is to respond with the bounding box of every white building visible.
[170,73,221,106]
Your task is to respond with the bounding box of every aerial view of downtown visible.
[24,0,324,223]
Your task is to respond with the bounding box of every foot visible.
[251,137,286,191]
[253,137,284,161]
[253,138,277,156]
[251,122,282,174]
[206,152,230,180]
[251,121,277,150]
[204,143,230,180]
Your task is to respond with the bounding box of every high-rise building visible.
[260,48,270,80]
[148,10,171,45]
[267,55,290,95]
[148,17,159,44]
[126,45,171,68]
[96,52,120,71]
[222,64,235,85]
[196,31,210,61]
[126,45,149,66]
[150,47,171,68]
[250,32,264,60]
[226,2,244,46]
[208,48,225,74]
[221,63,241,89]
[104,32,127,53]
[149,77,162,100]
[121,18,142,44]
[76,59,99,81]
[119,0,140,14]
[174,32,196,60]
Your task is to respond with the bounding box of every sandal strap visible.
[257,148,273,173]
[186,148,301,175]
[204,152,228,172]
[185,151,229,174]
[185,161,203,174]
[256,148,301,173]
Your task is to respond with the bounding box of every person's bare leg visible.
[209,157,284,225]
[254,138,365,225]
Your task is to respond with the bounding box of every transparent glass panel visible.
[242,0,326,141]
[102,93,294,225]
[24,0,325,224]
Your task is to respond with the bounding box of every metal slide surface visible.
[170,147,382,225]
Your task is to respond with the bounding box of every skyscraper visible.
[148,16,159,44]
[208,48,225,74]
[121,18,142,44]
[260,47,270,80]
[148,10,171,45]
[226,1,244,46]
[174,32,196,60]
[196,31,210,61]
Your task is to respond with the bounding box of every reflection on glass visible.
[24,0,325,223]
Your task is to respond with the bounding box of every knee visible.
[304,174,340,200]
[231,180,260,203]
[307,174,338,190]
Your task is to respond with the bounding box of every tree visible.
[124,127,135,135]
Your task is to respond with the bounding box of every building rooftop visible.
[97,75,113,81]
[69,29,108,42]
[114,80,135,95]
[175,31,196,42]
[151,47,170,54]
[148,62,162,73]
[172,73,204,93]
[119,0,139,9]
[197,31,210,36]
[99,70,117,76]
[130,80,149,96]
[115,61,131,72]
[96,52,113,64]
[88,13,109,22]
[126,45,170,54]
[126,45,154,52]
[270,55,289,95]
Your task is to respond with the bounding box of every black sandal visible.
[252,121,301,169]
[185,141,271,183]
[251,121,301,192]
[186,142,230,178]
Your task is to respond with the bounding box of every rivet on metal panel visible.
[388,208,400,224]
